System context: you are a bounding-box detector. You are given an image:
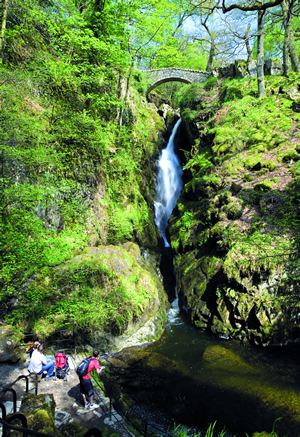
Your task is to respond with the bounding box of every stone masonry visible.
[146,68,210,95]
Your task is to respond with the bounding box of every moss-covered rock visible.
[57,422,88,437]
[169,73,300,346]
[254,179,274,192]
[11,243,168,352]
[0,325,23,362]
[19,393,56,434]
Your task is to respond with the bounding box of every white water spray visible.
[154,118,183,247]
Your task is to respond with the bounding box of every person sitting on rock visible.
[28,344,55,380]
[27,341,40,358]
[79,350,105,409]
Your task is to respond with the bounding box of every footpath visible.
[0,353,134,437]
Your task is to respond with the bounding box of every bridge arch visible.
[145,68,210,97]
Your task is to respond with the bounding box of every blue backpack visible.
[76,357,96,377]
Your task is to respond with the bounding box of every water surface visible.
[119,301,300,436]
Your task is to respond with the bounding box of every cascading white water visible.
[154,118,182,247]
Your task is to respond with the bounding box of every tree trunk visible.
[286,0,299,72]
[282,32,289,76]
[281,0,299,73]
[257,9,266,98]
[118,62,133,134]
[0,0,9,61]
[245,23,253,63]
[206,36,215,72]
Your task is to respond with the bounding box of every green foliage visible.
[203,77,218,92]
[242,173,253,182]
[0,0,169,321]
[211,76,299,157]
[174,83,204,110]
[158,421,227,437]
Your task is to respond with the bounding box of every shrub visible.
[203,76,219,91]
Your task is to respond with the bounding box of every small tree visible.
[222,0,285,98]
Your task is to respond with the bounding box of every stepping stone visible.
[93,410,102,418]
[55,410,72,426]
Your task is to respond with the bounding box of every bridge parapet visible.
[145,68,210,96]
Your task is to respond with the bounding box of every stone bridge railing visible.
[145,68,210,95]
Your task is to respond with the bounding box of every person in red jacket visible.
[79,350,105,409]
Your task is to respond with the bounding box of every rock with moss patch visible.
[0,325,23,362]
[19,393,56,434]
[230,182,242,194]
[254,180,273,192]
[57,422,88,437]
[282,149,300,163]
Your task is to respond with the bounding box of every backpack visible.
[76,356,97,377]
[55,352,68,369]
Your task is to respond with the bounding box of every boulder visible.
[292,99,300,113]
[0,325,23,362]
[219,63,235,78]
[19,393,56,434]
[158,104,180,133]
[234,60,249,78]
[248,59,257,77]
[230,182,243,194]
[264,59,282,76]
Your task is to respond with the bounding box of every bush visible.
[203,76,218,91]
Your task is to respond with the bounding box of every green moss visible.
[281,149,300,163]
[19,393,56,434]
[263,160,279,172]
[203,76,218,91]
[254,179,274,192]
[257,168,269,177]
[242,173,253,182]
[224,202,242,220]
[244,155,263,170]
[9,243,167,335]
[58,422,89,437]
[32,409,55,434]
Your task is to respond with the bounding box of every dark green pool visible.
[113,301,300,436]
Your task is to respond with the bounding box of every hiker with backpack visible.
[76,349,105,409]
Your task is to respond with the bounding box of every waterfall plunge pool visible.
[107,301,300,436]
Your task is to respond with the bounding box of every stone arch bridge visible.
[145,68,210,96]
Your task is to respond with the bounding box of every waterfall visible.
[154,118,182,247]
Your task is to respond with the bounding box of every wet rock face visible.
[172,223,300,347]
[0,325,23,362]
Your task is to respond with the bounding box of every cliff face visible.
[168,75,300,346]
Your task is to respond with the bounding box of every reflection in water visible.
[112,303,300,436]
